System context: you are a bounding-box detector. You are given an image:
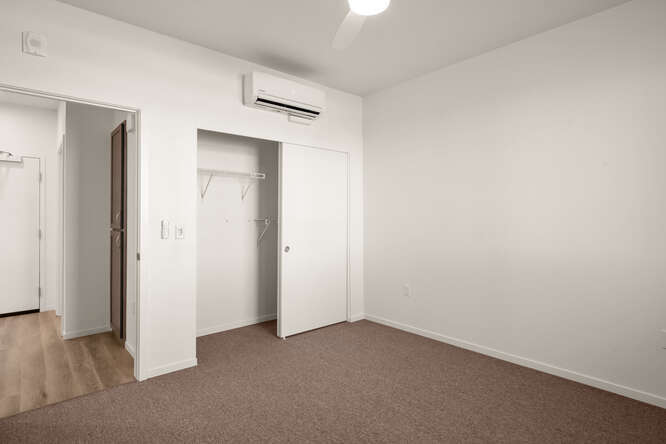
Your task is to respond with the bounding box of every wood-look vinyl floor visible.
[0,310,134,419]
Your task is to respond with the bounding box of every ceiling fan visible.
[332,0,391,50]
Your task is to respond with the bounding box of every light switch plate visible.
[161,220,169,239]
[22,31,48,57]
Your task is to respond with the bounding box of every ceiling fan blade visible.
[332,11,367,50]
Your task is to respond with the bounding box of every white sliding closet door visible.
[0,157,40,315]
[278,143,348,338]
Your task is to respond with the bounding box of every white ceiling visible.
[58,0,629,96]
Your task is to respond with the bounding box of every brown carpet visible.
[0,320,664,443]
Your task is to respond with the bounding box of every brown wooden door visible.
[110,121,127,342]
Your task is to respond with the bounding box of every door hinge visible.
[39,172,43,182]
[38,287,42,298]
[38,229,42,239]
[136,252,141,261]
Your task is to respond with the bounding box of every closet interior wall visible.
[197,130,279,336]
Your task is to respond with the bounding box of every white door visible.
[279,143,348,338]
[0,157,40,315]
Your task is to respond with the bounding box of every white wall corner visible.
[349,313,365,322]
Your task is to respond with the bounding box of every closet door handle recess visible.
[284,246,290,253]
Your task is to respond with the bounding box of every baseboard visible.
[144,358,198,379]
[125,341,136,358]
[0,308,40,318]
[62,325,112,339]
[365,314,666,409]
[349,313,365,322]
[197,313,277,337]
[40,305,55,313]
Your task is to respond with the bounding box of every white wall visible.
[0,0,363,379]
[364,0,666,407]
[63,102,111,337]
[63,102,134,344]
[197,131,278,336]
[0,101,57,311]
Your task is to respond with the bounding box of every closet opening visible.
[0,86,141,419]
[196,129,350,340]
[197,130,279,337]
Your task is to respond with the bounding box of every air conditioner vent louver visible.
[255,97,321,117]
[244,72,325,122]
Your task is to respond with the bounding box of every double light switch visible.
[161,220,185,240]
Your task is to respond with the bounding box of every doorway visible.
[0,86,141,419]
[61,102,137,350]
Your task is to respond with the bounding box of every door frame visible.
[277,142,351,339]
[0,83,144,381]
[56,133,65,317]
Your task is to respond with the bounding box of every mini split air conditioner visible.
[243,72,325,123]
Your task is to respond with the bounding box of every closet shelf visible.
[0,158,23,165]
[198,168,266,199]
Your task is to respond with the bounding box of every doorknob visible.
[284,246,290,253]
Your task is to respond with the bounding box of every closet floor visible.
[0,310,134,419]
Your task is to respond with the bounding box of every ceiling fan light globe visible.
[347,0,391,16]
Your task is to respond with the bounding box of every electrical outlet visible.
[175,224,185,240]
[661,329,666,350]
[402,284,411,298]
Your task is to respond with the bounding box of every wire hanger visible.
[250,217,273,247]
